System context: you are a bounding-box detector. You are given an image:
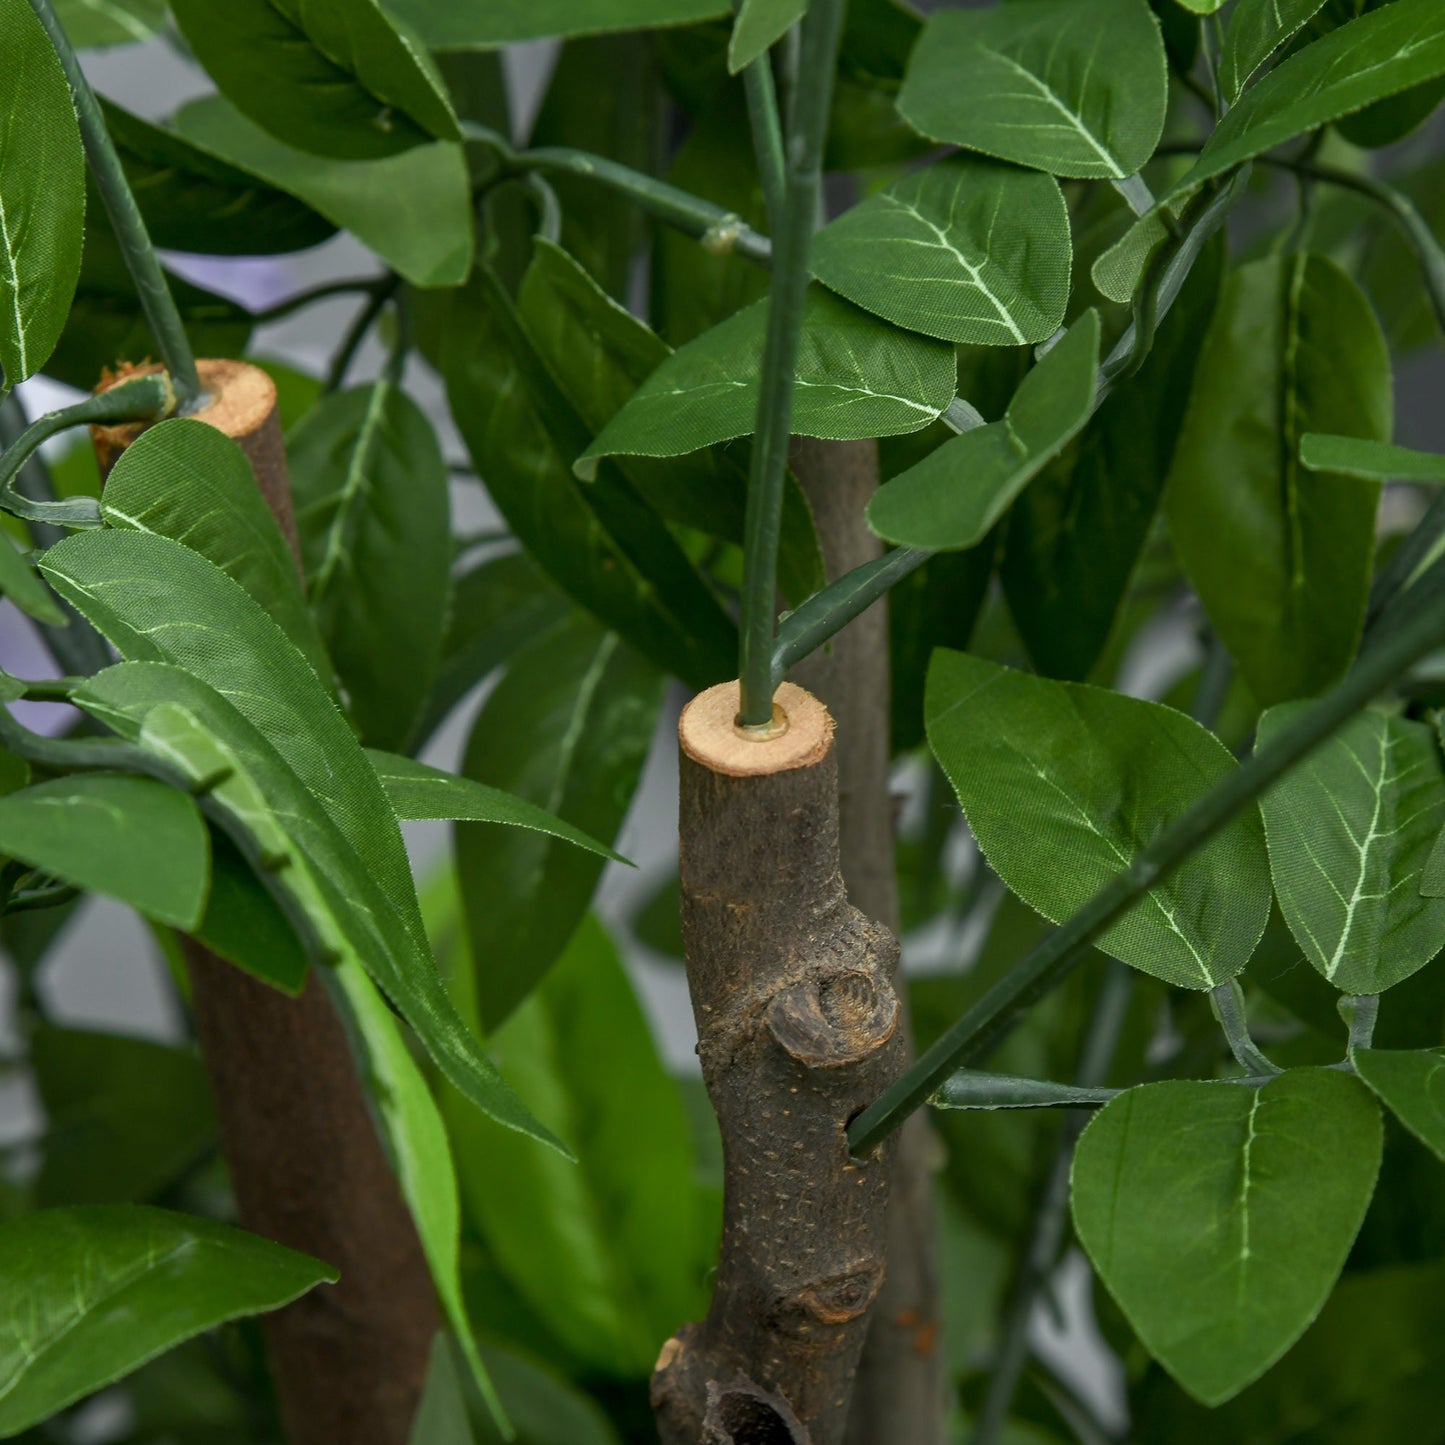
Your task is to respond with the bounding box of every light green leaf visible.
[456,615,661,1029]
[1258,705,1445,995]
[410,1336,476,1445]
[729,0,806,72]
[30,1027,212,1207]
[1165,253,1392,705]
[443,914,713,1379]
[810,155,1071,346]
[172,97,472,289]
[0,773,207,929]
[924,651,1271,989]
[1176,0,1445,197]
[367,749,625,863]
[1300,433,1445,482]
[53,0,164,47]
[1219,0,1328,104]
[101,418,328,678]
[0,0,85,388]
[381,0,727,47]
[1073,1070,1383,1405]
[1172,0,1225,12]
[0,1205,336,1436]
[896,0,1168,180]
[41,536,557,1149]
[0,534,63,625]
[867,310,1099,550]
[1354,1047,1445,1162]
[289,384,450,751]
[170,0,459,160]
[578,287,956,471]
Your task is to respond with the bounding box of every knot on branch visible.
[766,966,898,1070]
[767,1261,885,1337]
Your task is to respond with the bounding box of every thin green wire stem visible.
[26,0,203,408]
[325,276,400,394]
[735,0,848,726]
[740,49,786,226]
[249,276,390,326]
[847,574,1445,1155]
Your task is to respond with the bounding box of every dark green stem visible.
[250,276,389,326]
[740,49,786,226]
[847,574,1445,1155]
[736,0,848,726]
[325,276,400,393]
[26,0,203,407]
[1209,979,1282,1076]
[1341,993,1379,1051]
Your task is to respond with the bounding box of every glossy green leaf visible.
[810,156,1071,346]
[1165,253,1391,705]
[868,310,1099,550]
[518,238,821,604]
[31,1028,212,1207]
[0,533,63,625]
[289,384,449,751]
[1072,1070,1383,1405]
[382,0,726,47]
[1003,235,1223,680]
[1220,0,1326,102]
[410,1336,475,1445]
[1338,75,1445,148]
[729,0,806,71]
[170,0,459,161]
[172,98,472,289]
[53,0,164,47]
[1258,705,1445,994]
[0,0,85,388]
[1172,0,1225,11]
[0,1205,336,1436]
[42,536,556,1148]
[896,0,1168,180]
[368,749,624,863]
[101,418,328,678]
[0,773,207,929]
[443,914,712,1379]
[1300,432,1445,482]
[1354,1047,1445,1163]
[579,287,956,470]
[457,614,661,1029]
[925,651,1271,989]
[1178,0,1445,196]
[428,268,736,689]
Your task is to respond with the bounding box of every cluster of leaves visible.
[2,0,1445,1440]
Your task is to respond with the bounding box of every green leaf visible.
[99,100,334,256]
[1258,705,1445,994]
[579,287,956,470]
[288,384,449,751]
[1337,74,1445,148]
[0,0,86,388]
[42,536,557,1148]
[924,651,1271,989]
[729,0,806,72]
[518,238,822,605]
[896,0,1168,180]
[1300,432,1445,481]
[0,533,63,625]
[867,310,1099,550]
[443,915,713,1379]
[53,0,164,47]
[472,1343,623,1445]
[30,1027,212,1207]
[170,0,459,161]
[1354,1047,1445,1163]
[1220,0,1328,103]
[172,97,472,289]
[810,156,1072,347]
[1072,1070,1383,1405]
[457,615,661,1029]
[932,1068,1115,1111]
[1176,0,1445,196]
[368,749,625,863]
[1165,253,1392,706]
[410,1336,476,1445]
[101,418,328,678]
[0,773,207,929]
[0,1205,336,1436]
[1004,235,1223,681]
[381,0,727,47]
[1172,0,1225,12]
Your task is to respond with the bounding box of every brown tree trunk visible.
[653,681,905,1445]
[789,438,948,1445]
[94,360,438,1445]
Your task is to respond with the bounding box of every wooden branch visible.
[654,681,904,1445]
[789,438,947,1445]
[94,359,437,1445]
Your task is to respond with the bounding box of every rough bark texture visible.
[96,361,437,1445]
[654,681,905,1445]
[789,438,947,1445]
